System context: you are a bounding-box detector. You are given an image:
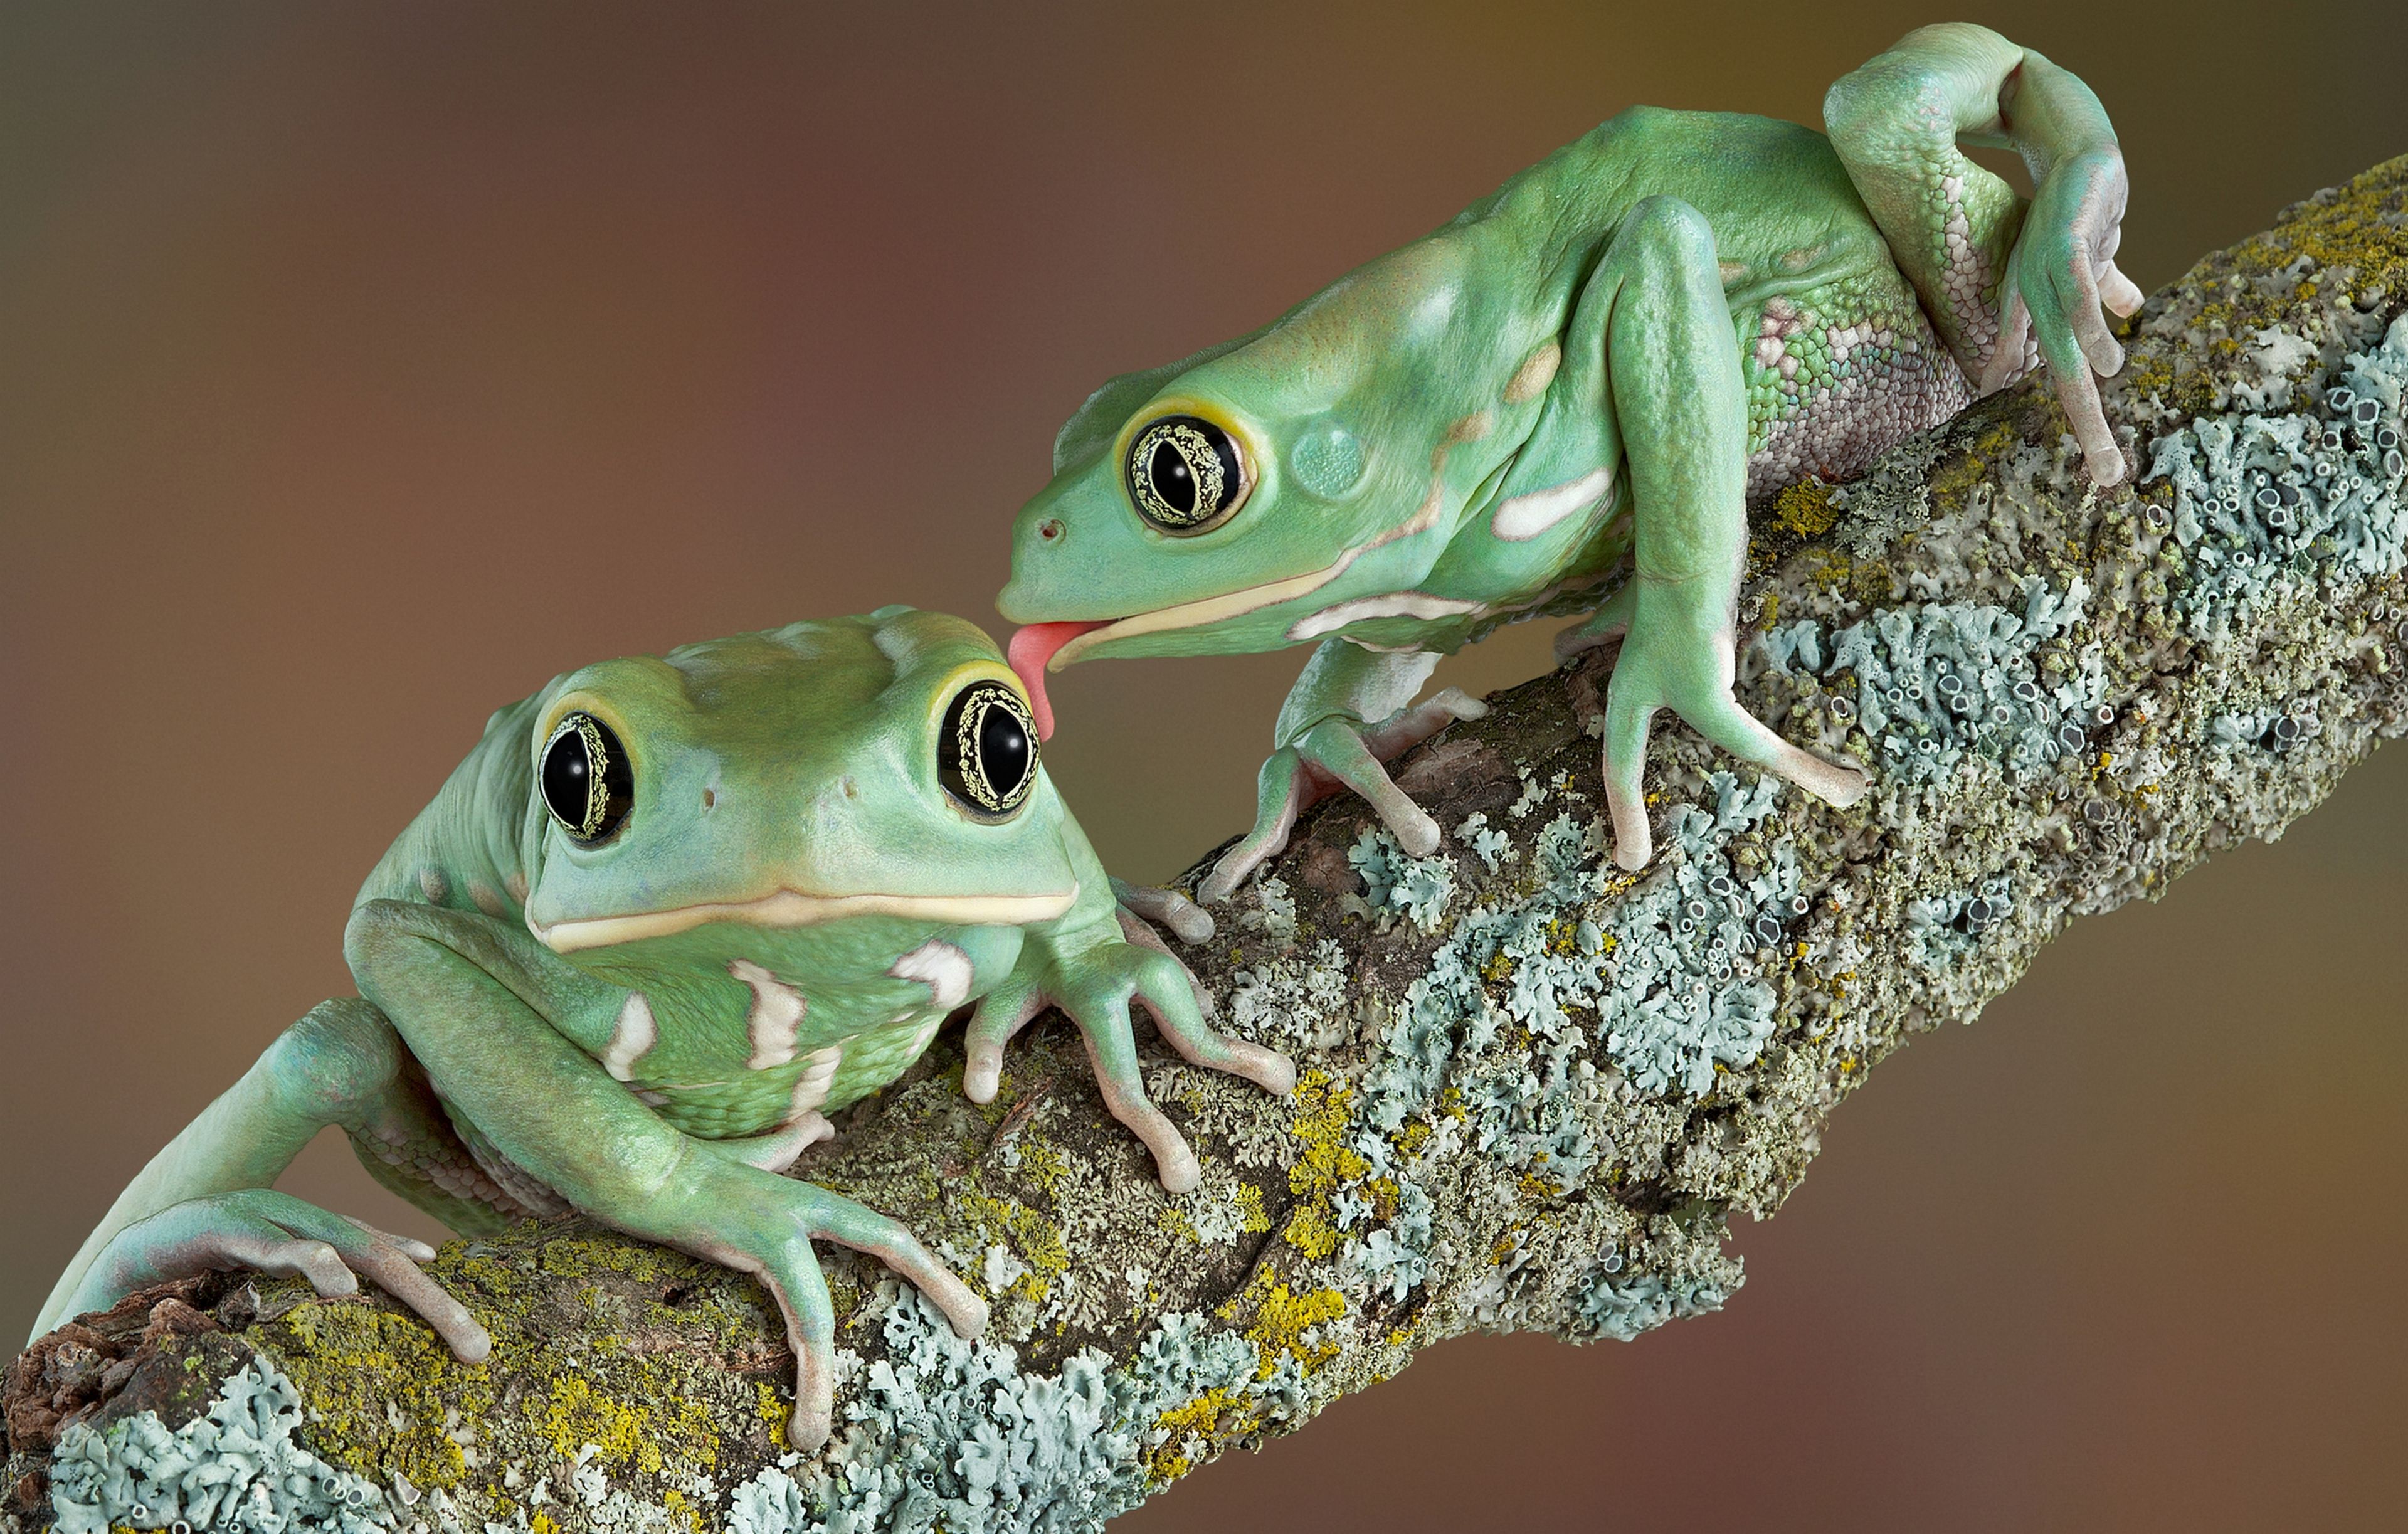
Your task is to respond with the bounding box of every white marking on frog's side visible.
[788,1044,844,1118]
[888,940,974,1012]
[1502,341,1561,404]
[632,1087,670,1106]
[1287,592,1481,643]
[730,958,806,1069]
[1490,466,1614,542]
[603,992,657,1082]
[418,867,450,904]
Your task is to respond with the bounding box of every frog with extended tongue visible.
[32,607,1291,1449]
[1001,24,2138,901]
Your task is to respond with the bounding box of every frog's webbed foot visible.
[1198,688,1489,904]
[1109,875,1215,946]
[1600,589,1867,871]
[1982,147,2138,486]
[79,1188,490,1362]
[652,1165,986,1449]
[961,943,1294,1195]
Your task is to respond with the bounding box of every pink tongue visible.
[1007,622,1110,741]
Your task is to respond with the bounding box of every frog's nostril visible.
[1037,519,1063,542]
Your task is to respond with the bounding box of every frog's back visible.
[1466,107,1974,500]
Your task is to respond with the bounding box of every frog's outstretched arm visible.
[964,813,1295,1191]
[31,997,497,1357]
[1197,642,1488,904]
[1825,23,2139,484]
[341,900,987,1450]
[1564,196,1872,869]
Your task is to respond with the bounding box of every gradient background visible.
[3,3,2403,1528]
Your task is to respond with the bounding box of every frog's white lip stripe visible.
[530,885,1078,955]
[1049,556,1360,669]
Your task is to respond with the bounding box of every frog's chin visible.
[1006,556,1361,739]
[529,884,1079,956]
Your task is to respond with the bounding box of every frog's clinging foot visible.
[1199,682,1487,904]
[83,1189,492,1363]
[962,938,1292,1193]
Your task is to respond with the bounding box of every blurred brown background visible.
[2,3,2402,1528]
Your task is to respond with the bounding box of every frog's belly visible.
[629,1008,950,1140]
[1735,267,1973,507]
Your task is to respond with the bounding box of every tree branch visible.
[8,155,2407,1534]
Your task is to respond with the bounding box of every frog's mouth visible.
[531,885,1079,955]
[1006,561,1358,739]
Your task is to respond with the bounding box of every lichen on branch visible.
[7,156,2407,1534]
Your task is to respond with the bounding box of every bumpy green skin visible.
[27,608,1291,1449]
[1000,24,2137,896]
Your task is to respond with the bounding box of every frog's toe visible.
[2102,261,2145,318]
[1600,694,1661,872]
[1684,690,1869,810]
[1111,877,1216,945]
[1133,958,1296,1098]
[1090,1030,1203,1192]
[106,1190,490,1363]
[1294,718,1440,855]
[813,1202,988,1343]
[962,987,1047,1103]
[1358,687,1487,762]
[1200,748,1307,904]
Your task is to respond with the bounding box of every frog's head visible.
[519,608,1074,959]
[998,237,1533,737]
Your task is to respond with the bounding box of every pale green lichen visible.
[48,1357,396,1533]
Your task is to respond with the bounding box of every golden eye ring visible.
[1125,414,1250,535]
[939,681,1038,818]
[541,712,635,843]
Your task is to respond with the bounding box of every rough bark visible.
[8,156,2408,1534]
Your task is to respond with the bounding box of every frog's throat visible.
[529,884,1079,956]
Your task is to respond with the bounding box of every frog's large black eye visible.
[939,681,1038,818]
[541,712,634,842]
[1125,415,1249,534]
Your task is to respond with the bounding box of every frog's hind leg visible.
[1575,195,1868,869]
[31,997,492,1360]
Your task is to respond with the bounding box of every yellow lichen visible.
[1146,1387,1247,1483]
[271,1296,493,1493]
[539,1372,718,1477]
[1772,477,1839,537]
[1240,1279,1349,1380]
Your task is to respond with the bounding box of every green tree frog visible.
[30,608,1292,1448]
[1000,24,2137,899]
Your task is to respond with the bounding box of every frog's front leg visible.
[1197,640,1487,903]
[1576,195,1870,869]
[32,997,493,1358]
[966,830,1294,1192]
[344,900,986,1449]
